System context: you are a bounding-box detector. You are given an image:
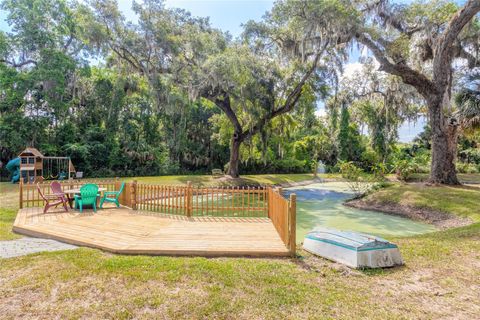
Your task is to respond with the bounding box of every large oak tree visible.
[88,0,343,177]
[276,0,480,184]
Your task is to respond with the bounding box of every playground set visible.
[5,147,77,184]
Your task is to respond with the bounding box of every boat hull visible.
[303,229,403,268]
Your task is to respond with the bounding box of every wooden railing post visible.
[114,177,120,190]
[186,181,193,217]
[288,193,297,256]
[19,180,23,209]
[269,188,272,217]
[131,180,138,210]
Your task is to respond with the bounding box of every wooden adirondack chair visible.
[37,183,69,213]
[100,182,125,208]
[50,181,71,208]
[74,184,99,213]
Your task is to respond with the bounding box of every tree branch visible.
[355,89,387,99]
[0,59,37,68]
[63,34,74,52]
[376,5,423,37]
[433,0,480,88]
[202,87,243,134]
[242,46,326,141]
[109,44,142,72]
[355,32,435,98]
[454,44,480,68]
[272,51,322,118]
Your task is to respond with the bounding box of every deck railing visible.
[19,179,118,208]
[268,188,296,253]
[135,182,269,218]
[18,179,296,255]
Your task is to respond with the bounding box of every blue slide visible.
[6,157,20,183]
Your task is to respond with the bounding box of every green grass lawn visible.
[363,183,480,222]
[0,208,20,240]
[0,183,22,240]
[402,173,480,184]
[122,173,316,186]
[1,174,480,318]
[1,223,478,319]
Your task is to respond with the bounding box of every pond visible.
[283,182,436,243]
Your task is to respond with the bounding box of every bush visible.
[370,163,388,179]
[338,161,379,198]
[456,162,479,174]
[339,161,362,181]
[359,148,380,172]
[325,164,340,173]
[273,159,308,173]
[415,164,430,174]
[237,158,309,174]
[458,148,480,164]
[388,145,431,181]
[393,159,419,181]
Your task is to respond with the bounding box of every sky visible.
[0,0,426,142]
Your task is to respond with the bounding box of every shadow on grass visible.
[294,250,406,277]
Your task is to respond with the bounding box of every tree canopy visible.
[0,0,479,182]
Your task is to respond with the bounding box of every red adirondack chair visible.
[50,181,71,208]
[37,183,69,213]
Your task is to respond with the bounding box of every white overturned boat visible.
[303,227,403,268]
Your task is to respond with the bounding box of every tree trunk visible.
[312,151,319,177]
[428,97,460,185]
[227,132,242,178]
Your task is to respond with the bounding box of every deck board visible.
[13,207,290,257]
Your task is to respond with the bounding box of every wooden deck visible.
[13,206,290,257]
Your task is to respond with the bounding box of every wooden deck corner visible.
[13,207,291,257]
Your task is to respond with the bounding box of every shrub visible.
[458,148,480,164]
[235,158,309,174]
[338,161,378,198]
[273,159,308,173]
[325,164,340,173]
[393,159,419,181]
[360,148,380,172]
[456,162,479,174]
[371,163,388,179]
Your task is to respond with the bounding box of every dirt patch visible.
[345,199,472,229]
[296,250,365,277]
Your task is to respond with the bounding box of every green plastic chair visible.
[74,184,99,213]
[100,182,125,208]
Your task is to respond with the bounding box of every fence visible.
[18,179,296,254]
[19,179,118,208]
[135,182,269,218]
[268,188,296,253]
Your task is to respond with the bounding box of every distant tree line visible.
[0,0,478,182]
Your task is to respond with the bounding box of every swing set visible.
[43,157,71,180]
[19,147,77,184]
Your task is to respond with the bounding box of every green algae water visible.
[283,182,436,243]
